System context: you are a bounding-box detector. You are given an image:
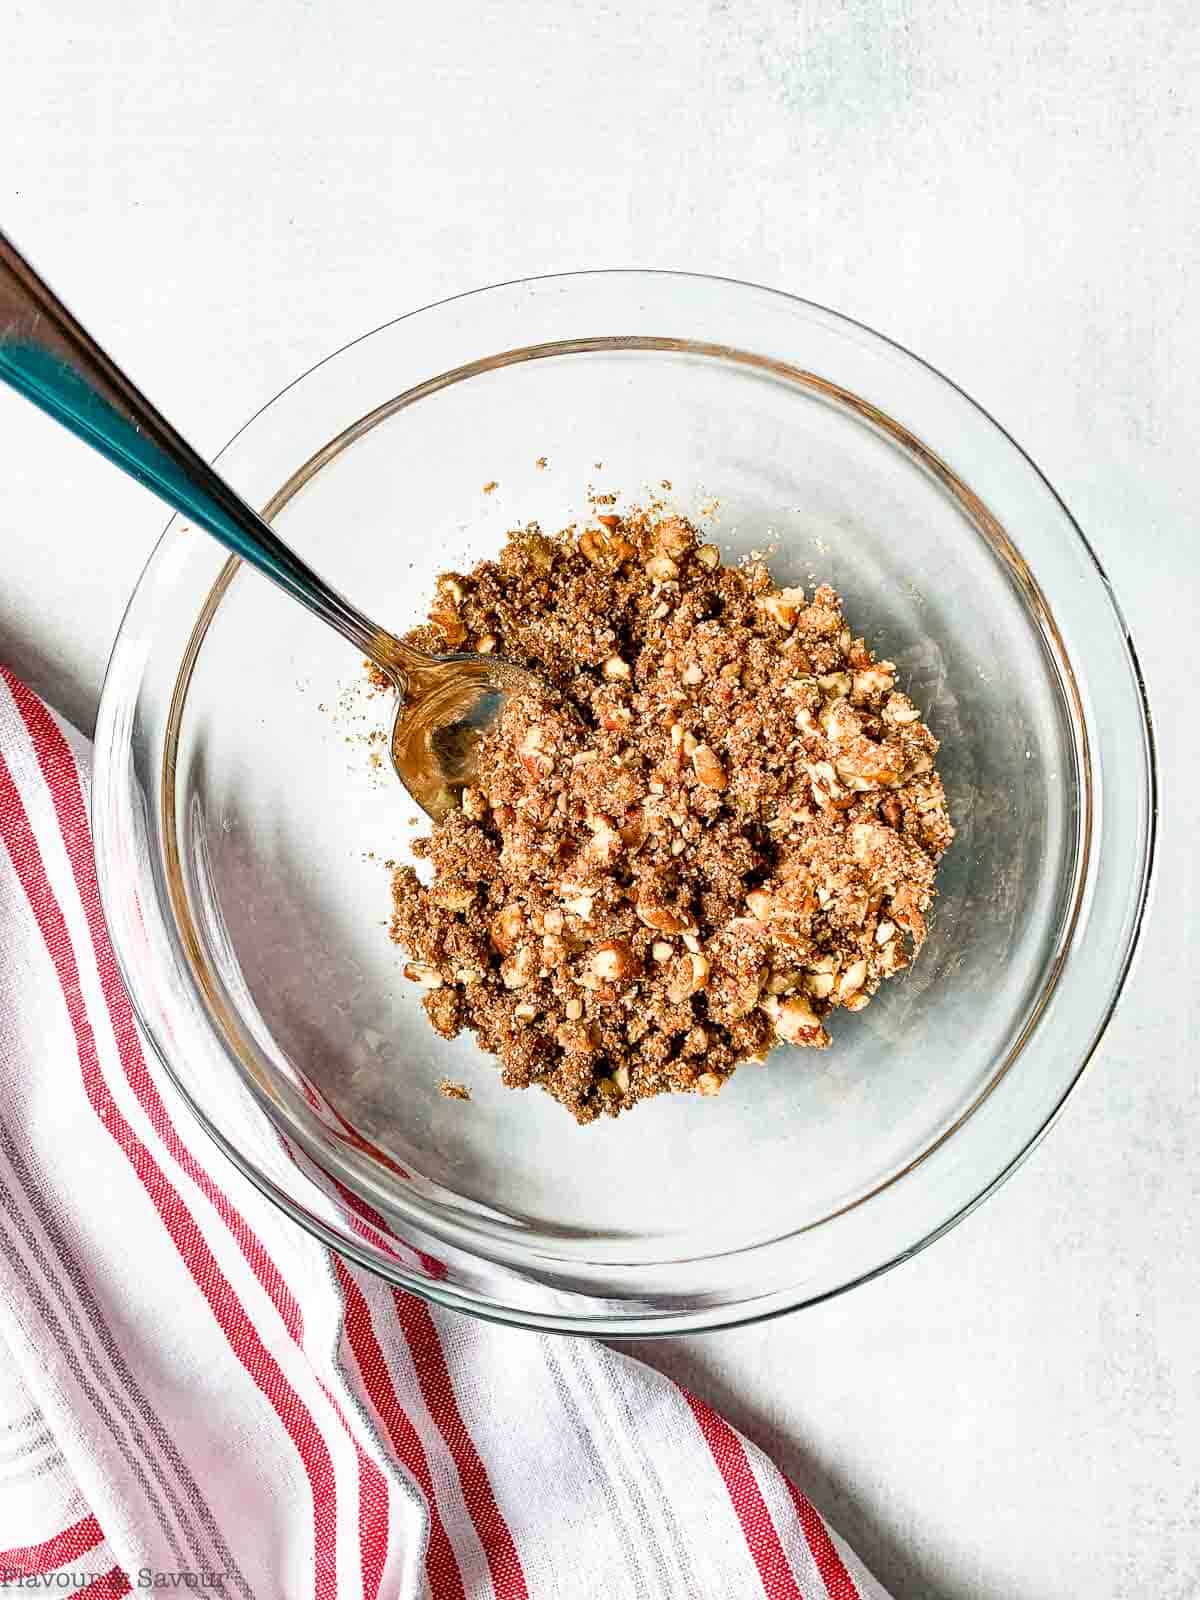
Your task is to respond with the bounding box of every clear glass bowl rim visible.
[93,269,1159,1336]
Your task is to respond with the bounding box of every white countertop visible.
[4,4,1197,1593]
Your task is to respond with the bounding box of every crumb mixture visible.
[388,506,954,1123]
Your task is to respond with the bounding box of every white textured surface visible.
[3,3,1197,1594]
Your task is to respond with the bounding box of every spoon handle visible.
[0,228,423,676]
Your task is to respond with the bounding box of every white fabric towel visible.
[0,666,889,1600]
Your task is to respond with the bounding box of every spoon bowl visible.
[378,644,540,819]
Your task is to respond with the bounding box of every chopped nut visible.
[681,662,704,686]
[875,920,896,944]
[461,786,488,821]
[758,587,804,627]
[522,532,554,569]
[603,655,632,680]
[851,663,896,704]
[612,1064,631,1093]
[556,1019,599,1052]
[774,995,821,1042]
[691,744,727,790]
[804,971,836,998]
[696,544,721,568]
[586,815,623,864]
[429,602,467,647]
[513,1003,538,1021]
[839,958,868,998]
[430,882,476,912]
[850,821,888,863]
[665,948,710,1001]
[651,940,675,961]
[645,555,680,582]
[806,759,845,801]
[476,634,497,654]
[636,899,690,934]
[835,745,905,791]
[818,671,852,700]
[666,957,695,1002]
[490,903,525,955]
[501,947,537,989]
[588,940,636,982]
[653,517,694,558]
[423,987,461,1039]
[620,806,650,851]
[596,513,622,531]
[883,693,921,725]
[766,969,802,995]
[820,698,862,743]
[517,724,553,777]
[403,962,443,988]
[565,997,584,1020]
[696,1071,723,1096]
[681,930,701,954]
[579,528,607,564]
[746,889,774,922]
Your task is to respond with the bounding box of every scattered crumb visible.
[482,480,498,495]
[536,457,548,470]
[388,502,954,1124]
[438,1079,472,1102]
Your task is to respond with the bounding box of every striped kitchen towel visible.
[0,666,889,1599]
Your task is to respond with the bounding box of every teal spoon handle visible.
[0,228,410,669]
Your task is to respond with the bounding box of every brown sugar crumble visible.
[388,505,954,1123]
[438,1079,472,1102]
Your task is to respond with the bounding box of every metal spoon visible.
[0,229,540,819]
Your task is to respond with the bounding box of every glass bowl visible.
[93,272,1156,1335]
